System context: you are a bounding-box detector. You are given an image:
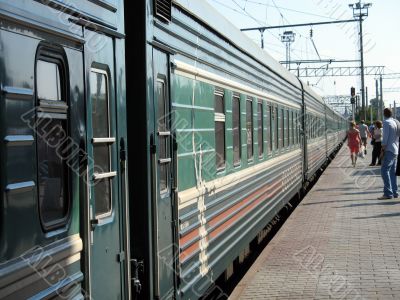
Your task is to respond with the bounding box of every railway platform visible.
[230,144,400,300]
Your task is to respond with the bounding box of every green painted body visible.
[172,75,303,191]
[0,1,128,299]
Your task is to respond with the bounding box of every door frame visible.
[150,46,179,299]
[80,29,128,300]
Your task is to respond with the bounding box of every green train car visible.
[0,0,347,299]
[0,0,129,299]
[127,1,346,299]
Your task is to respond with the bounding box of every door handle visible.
[90,218,99,231]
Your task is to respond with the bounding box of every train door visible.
[151,48,177,299]
[85,30,126,299]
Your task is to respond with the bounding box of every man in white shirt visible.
[379,109,399,199]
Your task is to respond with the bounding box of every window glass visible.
[297,113,300,144]
[232,96,241,165]
[215,91,225,170]
[246,99,253,160]
[281,108,284,148]
[91,70,112,216]
[91,72,109,138]
[287,110,290,146]
[215,121,225,170]
[37,118,68,225]
[215,93,224,114]
[258,102,263,157]
[269,105,273,152]
[292,111,295,145]
[275,107,279,149]
[156,79,169,192]
[36,54,69,230]
[94,179,111,215]
[93,144,110,173]
[37,60,61,101]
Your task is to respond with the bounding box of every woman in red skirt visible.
[348,121,362,167]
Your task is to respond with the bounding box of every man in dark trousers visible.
[379,108,399,199]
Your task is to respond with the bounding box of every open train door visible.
[150,47,178,299]
[83,29,128,299]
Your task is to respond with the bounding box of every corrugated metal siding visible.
[151,3,347,299]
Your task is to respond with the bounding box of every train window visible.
[246,98,253,161]
[215,89,225,170]
[311,116,314,138]
[319,119,322,137]
[37,119,69,227]
[232,95,241,166]
[286,110,290,147]
[275,107,279,149]
[37,60,62,101]
[314,117,317,138]
[297,112,300,145]
[292,111,295,145]
[91,70,114,216]
[156,78,170,192]
[257,101,263,157]
[36,47,69,231]
[269,105,273,152]
[315,117,318,138]
[281,108,284,148]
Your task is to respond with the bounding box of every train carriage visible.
[0,1,129,299]
[127,0,346,299]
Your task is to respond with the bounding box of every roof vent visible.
[154,0,172,22]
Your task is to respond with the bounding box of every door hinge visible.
[117,251,125,262]
[131,259,144,294]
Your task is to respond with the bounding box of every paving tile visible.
[229,145,400,300]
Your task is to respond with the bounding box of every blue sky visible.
[206,0,400,107]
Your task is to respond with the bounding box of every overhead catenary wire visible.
[209,0,374,94]
[211,0,322,62]
[225,0,295,52]
[227,0,342,20]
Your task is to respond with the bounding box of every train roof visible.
[174,0,331,108]
[174,0,301,88]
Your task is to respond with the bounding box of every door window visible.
[246,98,253,161]
[214,89,225,170]
[257,102,263,157]
[90,69,116,217]
[232,95,241,166]
[156,78,170,192]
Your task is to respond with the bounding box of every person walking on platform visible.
[359,120,370,155]
[379,108,399,200]
[370,120,383,166]
[347,121,362,167]
[369,122,375,136]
